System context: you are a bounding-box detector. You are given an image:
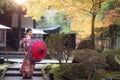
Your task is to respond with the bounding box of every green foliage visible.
[101,3,110,11]
[46,64,120,80]
[101,0,118,11]
[102,48,120,56]
[45,33,74,63]
[102,49,111,56]
[54,12,67,26]
[108,24,120,38]
[0,63,9,70]
[54,11,72,33]
[61,26,73,34]
[45,64,66,80]
[50,64,66,80]
[36,16,48,28]
[95,69,120,79]
[45,33,64,53]
[45,60,120,80]
[103,70,120,79]
[102,48,120,70]
[47,64,87,80]
[72,49,106,80]
[36,11,72,33]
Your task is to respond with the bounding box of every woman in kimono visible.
[19,28,35,79]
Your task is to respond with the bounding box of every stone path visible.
[4,63,49,80]
[4,59,72,63]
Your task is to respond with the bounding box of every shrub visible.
[72,49,106,80]
[77,40,93,49]
[45,33,74,64]
[102,49,120,70]
[46,64,88,80]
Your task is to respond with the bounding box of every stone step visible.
[0,55,24,58]
[3,63,49,80]
[0,51,24,55]
[7,68,41,71]
[9,64,46,69]
[5,76,45,80]
[0,51,49,59]
[5,70,43,76]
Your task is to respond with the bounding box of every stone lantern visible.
[0,24,11,62]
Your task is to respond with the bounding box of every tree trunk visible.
[91,14,96,50]
[100,27,104,51]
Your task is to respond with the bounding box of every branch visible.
[79,8,92,14]
[95,0,106,8]
[57,0,69,11]
[90,0,95,12]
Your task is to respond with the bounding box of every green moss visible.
[0,63,9,70]
[102,48,120,56]
[102,48,120,70]
[95,69,120,79]
[48,64,62,80]
[47,64,120,80]
[47,64,88,80]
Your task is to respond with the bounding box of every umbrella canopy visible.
[28,39,47,62]
[0,24,11,29]
[32,29,47,34]
[25,28,47,34]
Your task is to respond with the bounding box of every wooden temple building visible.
[0,7,35,51]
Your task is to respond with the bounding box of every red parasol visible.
[28,39,47,62]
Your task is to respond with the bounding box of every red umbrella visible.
[28,39,47,62]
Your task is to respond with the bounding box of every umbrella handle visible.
[40,48,43,53]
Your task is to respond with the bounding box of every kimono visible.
[19,35,35,78]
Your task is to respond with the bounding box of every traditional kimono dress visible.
[19,35,35,78]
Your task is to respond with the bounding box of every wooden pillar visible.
[16,6,22,50]
[0,29,8,61]
[4,29,8,61]
[33,20,36,28]
[18,13,21,41]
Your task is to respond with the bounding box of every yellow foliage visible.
[23,0,109,38]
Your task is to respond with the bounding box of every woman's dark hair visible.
[26,28,32,33]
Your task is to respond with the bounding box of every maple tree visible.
[101,0,120,26]
[22,0,110,49]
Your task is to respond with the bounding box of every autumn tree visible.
[0,0,111,49]
[21,0,111,49]
[76,0,107,49]
[101,0,120,25]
